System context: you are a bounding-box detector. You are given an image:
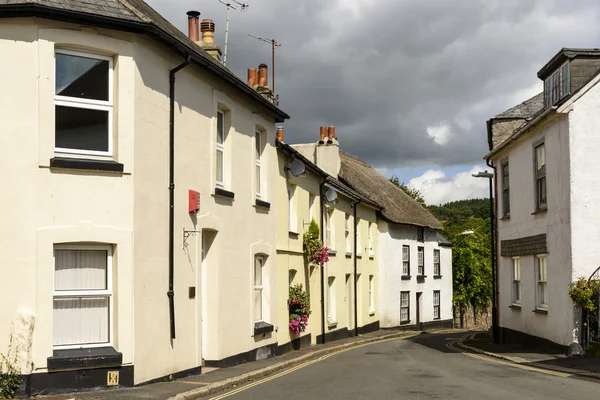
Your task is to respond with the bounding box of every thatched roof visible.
[338,151,443,230]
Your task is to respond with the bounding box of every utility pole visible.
[248,34,281,93]
[218,0,249,66]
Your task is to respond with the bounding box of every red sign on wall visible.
[188,190,200,213]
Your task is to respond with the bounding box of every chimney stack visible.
[277,126,284,142]
[248,68,257,88]
[258,64,269,88]
[200,19,215,44]
[327,126,336,144]
[187,11,200,42]
[319,127,327,144]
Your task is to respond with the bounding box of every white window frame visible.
[328,276,336,324]
[255,130,262,198]
[534,142,546,211]
[512,257,521,306]
[368,222,374,257]
[54,49,114,157]
[309,194,315,222]
[216,110,226,188]
[418,247,424,276]
[400,291,410,322]
[254,255,265,322]
[325,208,334,249]
[53,244,113,350]
[356,218,362,255]
[433,249,440,277]
[368,275,374,313]
[345,214,351,253]
[433,290,440,320]
[402,245,410,276]
[288,185,296,232]
[501,159,510,217]
[544,61,570,107]
[536,255,548,310]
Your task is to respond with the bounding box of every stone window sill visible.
[328,249,337,256]
[356,254,362,259]
[531,208,547,216]
[50,157,124,173]
[400,320,411,325]
[47,346,122,370]
[500,215,510,221]
[214,187,235,200]
[345,252,352,258]
[369,255,375,260]
[509,304,521,310]
[254,321,274,336]
[328,320,338,329]
[401,275,411,280]
[369,310,375,316]
[433,275,442,279]
[533,308,548,315]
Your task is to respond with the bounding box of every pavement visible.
[45,328,425,400]
[457,331,600,380]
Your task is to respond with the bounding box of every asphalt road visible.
[203,332,600,400]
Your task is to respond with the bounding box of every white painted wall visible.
[493,111,574,345]
[378,221,452,328]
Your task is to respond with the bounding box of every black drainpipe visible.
[320,179,327,344]
[353,199,361,337]
[168,54,191,340]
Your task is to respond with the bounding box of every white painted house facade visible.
[486,48,600,348]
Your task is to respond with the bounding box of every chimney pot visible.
[200,19,215,45]
[248,68,257,87]
[319,127,327,145]
[258,63,269,87]
[276,126,284,143]
[327,126,336,144]
[187,11,200,42]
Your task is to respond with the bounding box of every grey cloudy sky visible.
[148,0,599,201]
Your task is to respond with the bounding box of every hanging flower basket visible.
[303,219,329,269]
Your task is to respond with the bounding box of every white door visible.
[201,232,207,361]
[346,274,353,330]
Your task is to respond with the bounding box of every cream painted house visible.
[275,132,380,351]
[338,152,453,331]
[0,0,288,396]
[486,48,600,349]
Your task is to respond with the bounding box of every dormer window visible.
[544,62,569,107]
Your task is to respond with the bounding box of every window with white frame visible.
[309,194,315,222]
[345,214,351,253]
[368,222,374,257]
[502,159,510,217]
[55,50,113,155]
[535,143,546,211]
[433,291,440,319]
[254,256,265,322]
[328,277,336,323]
[289,269,296,286]
[512,257,521,306]
[53,245,112,348]
[368,275,374,313]
[325,208,334,249]
[216,110,226,187]
[433,249,440,276]
[400,292,410,322]
[288,185,296,231]
[402,245,410,276]
[536,255,548,310]
[418,247,424,276]
[356,218,362,255]
[255,130,263,198]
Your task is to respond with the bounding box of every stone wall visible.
[454,305,491,331]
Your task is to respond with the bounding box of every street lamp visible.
[472,170,498,344]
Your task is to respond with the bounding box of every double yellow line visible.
[209,336,411,400]
[446,335,571,378]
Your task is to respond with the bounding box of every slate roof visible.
[0,0,289,122]
[338,151,443,230]
[494,92,544,119]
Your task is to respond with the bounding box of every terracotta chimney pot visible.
[327,126,336,144]
[187,11,200,42]
[276,126,285,142]
[200,19,215,44]
[319,127,327,144]
[247,68,257,87]
[258,63,269,87]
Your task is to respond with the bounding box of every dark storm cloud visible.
[148,0,600,168]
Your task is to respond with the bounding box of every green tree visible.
[389,175,425,205]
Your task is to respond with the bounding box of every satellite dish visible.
[288,159,307,177]
[324,187,338,203]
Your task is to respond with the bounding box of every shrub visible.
[288,284,311,334]
[0,352,21,399]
